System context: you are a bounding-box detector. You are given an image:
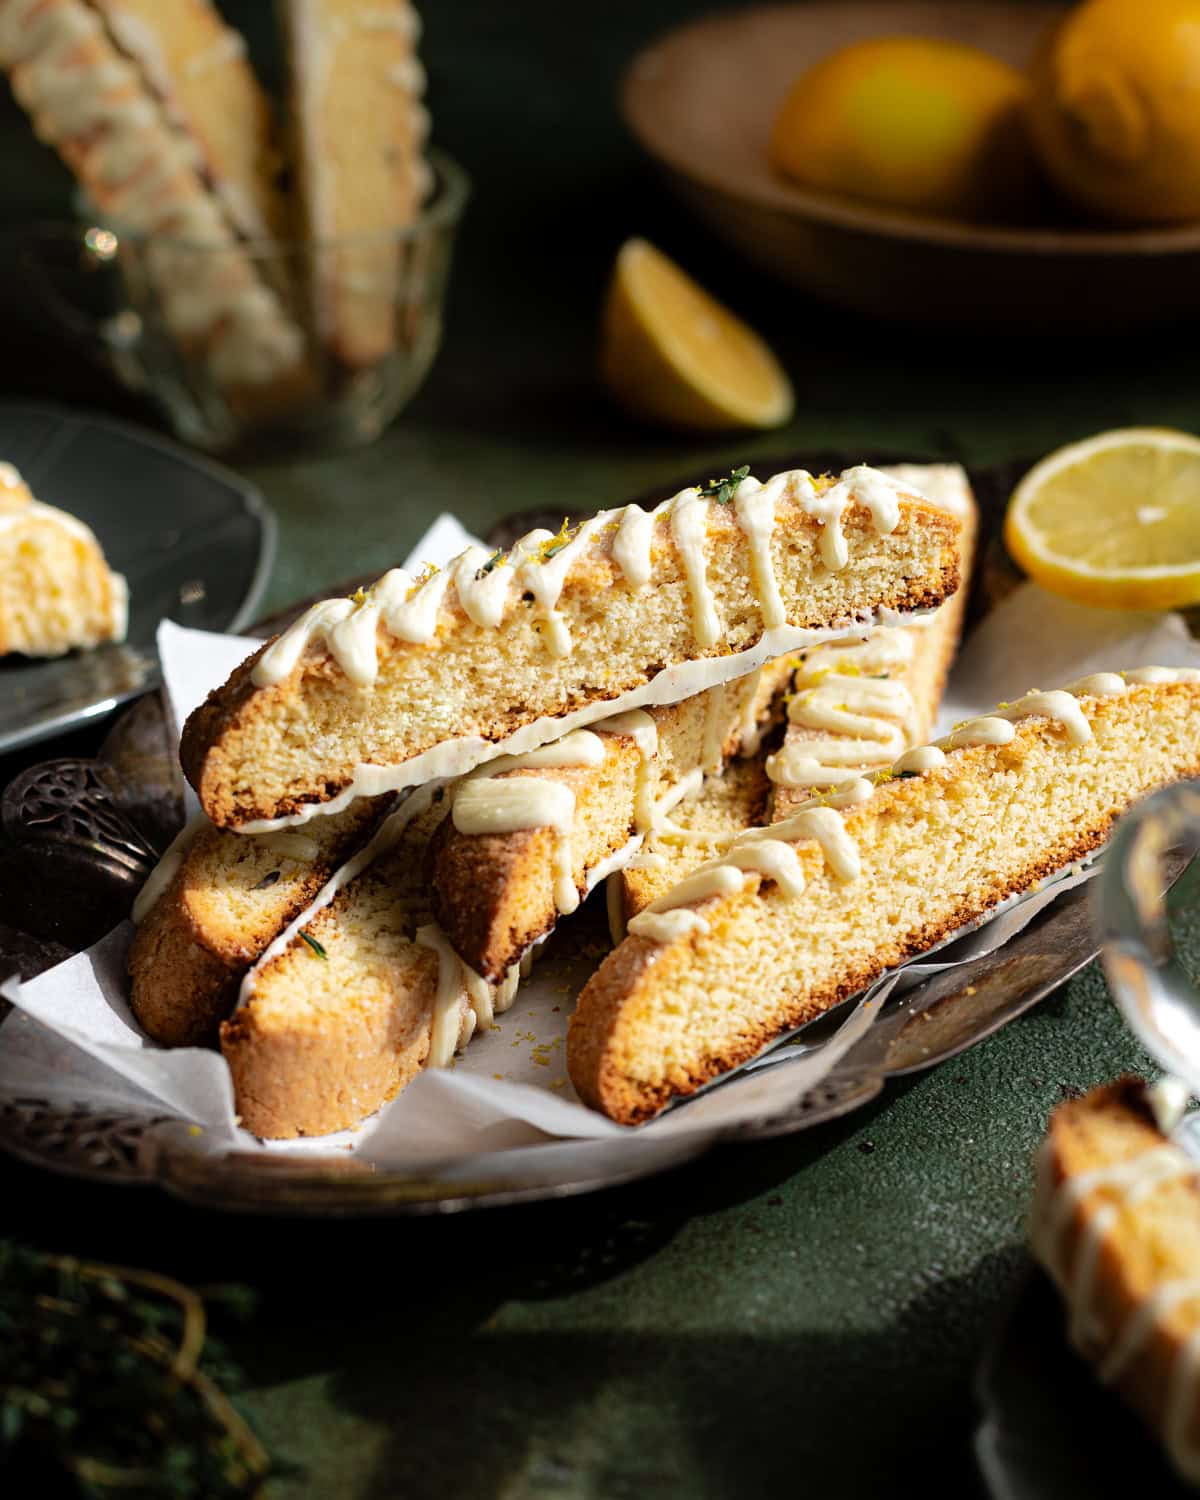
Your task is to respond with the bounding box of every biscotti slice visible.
[182,464,963,830]
[0,0,307,403]
[128,796,387,1046]
[223,786,521,1139]
[282,0,429,367]
[428,670,787,981]
[769,462,978,819]
[88,0,285,241]
[568,669,1200,1124]
[1031,1076,1200,1483]
[0,462,127,656]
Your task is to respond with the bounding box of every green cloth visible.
[0,2,1197,1493]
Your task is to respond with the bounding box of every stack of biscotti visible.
[1031,1077,1200,1484]
[568,670,1200,1124]
[130,462,963,1135]
[617,462,978,926]
[0,0,431,395]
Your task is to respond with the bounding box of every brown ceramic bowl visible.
[621,1,1200,333]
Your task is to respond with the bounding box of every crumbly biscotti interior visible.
[569,682,1200,1124]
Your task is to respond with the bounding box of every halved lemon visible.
[601,238,794,432]
[1004,428,1200,610]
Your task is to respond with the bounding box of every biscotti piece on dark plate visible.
[569,671,1200,1125]
[182,464,962,830]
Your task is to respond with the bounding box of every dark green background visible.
[1,2,1196,1494]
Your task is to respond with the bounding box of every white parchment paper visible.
[2,514,1198,1174]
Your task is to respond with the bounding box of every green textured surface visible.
[1,1,1199,1495]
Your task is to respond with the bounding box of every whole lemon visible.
[768,36,1036,221]
[1028,0,1200,223]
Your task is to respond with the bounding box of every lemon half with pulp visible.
[1004,427,1200,610]
[601,238,794,432]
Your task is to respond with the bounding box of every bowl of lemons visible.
[621,0,1200,332]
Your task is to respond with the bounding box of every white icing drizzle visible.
[415,924,521,1068]
[892,744,947,775]
[1150,1076,1193,1135]
[765,626,919,788]
[1067,672,1128,698]
[258,831,319,863]
[700,686,728,774]
[760,806,862,882]
[375,565,454,643]
[611,502,660,587]
[996,689,1092,746]
[1126,667,1200,686]
[733,477,784,628]
[453,545,516,629]
[670,488,720,648]
[451,734,601,916]
[628,801,860,945]
[131,814,207,924]
[939,716,1016,750]
[520,515,609,657]
[721,838,807,898]
[417,923,471,1068]
[242,461,931,792]
[249,462,917,687]
[592,709,658,831]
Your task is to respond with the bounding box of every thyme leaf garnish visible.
[299,930,327,959]
[474,548,505,580]
[699,465,750,505]
[252,870,281,891]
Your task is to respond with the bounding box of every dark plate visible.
[0,402,274,753]
[975,1268,1189,1499]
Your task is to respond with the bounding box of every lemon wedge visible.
[1004,428,1200,610]
[601,238,794,431]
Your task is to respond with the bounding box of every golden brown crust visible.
[127,881,242,1047]
[1033,1078,1200,1478]
[569,685,1200,1124]
[427,750,639,981]
[220,954,435,1139]
[572,819,1116,1125]
[181,496,961,828]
